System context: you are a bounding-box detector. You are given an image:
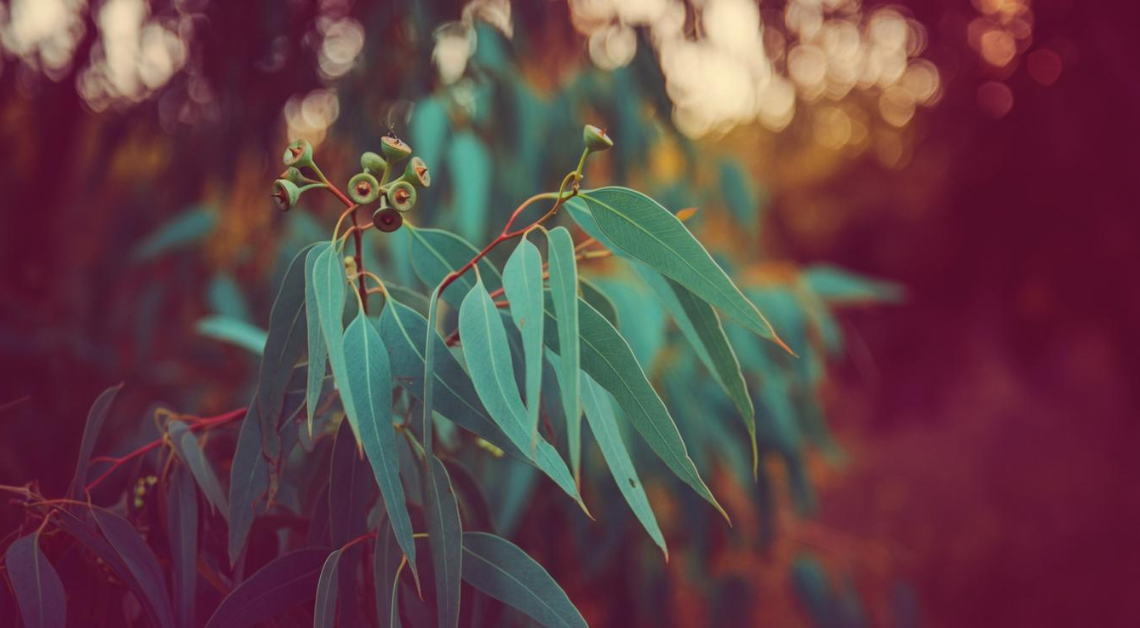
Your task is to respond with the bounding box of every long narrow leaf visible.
[69,384,122,497]
[409,226,502,308]
[228,410,268,565]
[460,532,587,628]
[5,533,66,628]
[374,520,404,628]
[313,549,343,628]
[204,548,328,628]
[502,234,545,443]
[545,227,581,482]
[169,420,229,519]
[92,507,176,628]
[167,465,198,628]
[424,455,463,628]
[329,419,377,546]
[305,246,330,436]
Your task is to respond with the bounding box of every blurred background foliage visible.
[1,0,1138,626]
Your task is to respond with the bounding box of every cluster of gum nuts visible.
[272,135,431,233]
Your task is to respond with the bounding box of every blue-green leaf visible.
[374,519,405,628]
[409,227,501,308]
[424,455,463,628]
[577,276,618,327]
[228,409,268,565]
[329,418,377,547]
[5,533,66,628]
[196,316,267,355]
[801,265,904,304]
[579,187,788,350]
[311,243,359,440]
[169,420,229,519]
[92,507,176,628]
[379,299,580,504]
[502,234,545,442]
[208,273,251,321]
[410,96,449,177]
[204,548,327,628]
[342,313,418,586]
[460,532,587,628]
[69,384,122,497]
[448,131,492,243]
[546,227,582,481]
[167,465,198,628]
[579,372,666,557]
[543,296,726,520]
[636,265,756,473]
[313,549,343,628]
[132,205,217,262]
[305,246,330,436]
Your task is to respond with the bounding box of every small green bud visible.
[272,179,301,211]
[283,139,314,168]
[348,172,381,204]
[282,167,308,185]
[583,124,613,153]
[373,205,404,233]
[381,135,412,162]
[388,180,417,212]
[360,151,387,175]
[400,156,431,188]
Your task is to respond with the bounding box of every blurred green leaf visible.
[5,533,66,628]
[411,96,450,177]
[208,273,251,321]
[448,131,492,243]
[196,316,267,355]
[460,532,587,628]
[131,205,217,262]
[801,265,904,304]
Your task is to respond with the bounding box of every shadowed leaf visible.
[204,548,328,628]
[5,533,66,628]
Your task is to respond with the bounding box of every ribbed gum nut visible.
[583,124,613,153]
[348,172,381,204]
[360,151,387,175]
[283,139,314,168]
[380,135,412,162]
[272,179,300,211]
[372,207,403,232]
[388,180,417,212]
[283,167,306,185]
[401,156,431,188]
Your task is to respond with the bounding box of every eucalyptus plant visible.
[1,122,865,628]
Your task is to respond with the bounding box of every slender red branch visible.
[84,407,246,493]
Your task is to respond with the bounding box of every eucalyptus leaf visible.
[577,277,618,327]
[305,246,330,436]
[204,548,328,628]
[311,243,357,440]
[424,455,463,628]
[195,316,267,355]
[461,532,587,628]
[169,420,229,519]
[228,408,268,565]
[448,131,492,243]
[69,384,122,497]
[579,187,787,350]
[502,233,545,442]
[132,205,217,262]
[579,372,666,556]
[5,533,66,628]
[313,549,343,628]
[546,227,581,482]
[92,507,177,628]
[167,465,198,628]
[329,418,377,546]
[374,519,405,628]
[342,313,418,586]
[409,226,501,308]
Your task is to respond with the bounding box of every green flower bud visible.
[583,124,613,153]
[381,135,412,162]
[272,179,301,211]
[360,151,387,175]
[283,139,314,168]
[282,167,308,185]
[348,172,381,204]
[388,180,417,212]
[372,206,404,232]
[400,156,431,188]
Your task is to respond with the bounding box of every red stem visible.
[84,407,247,493]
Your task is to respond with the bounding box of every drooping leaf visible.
[801,264,904,304]
[252,243,313,457]
[408,226,502,308]
[594,277,666,369]
[577,277,618,327]
[460,532,587,628]
[424,455,463,628]
[169,420,229,519]
[305,246,330,436]
[69,384,122,497]
[207,273,252,321]
[543,296,726,520]
[374,519,405,628]
[380,296,581,505]
[546,227,581,482]
[91,507,177,628]
[579,187,787,350]
[5,533,66,628]
[448,131,492,243]
[228,409,268,565]
[717,158,759,231]
[329,418,377,547]
[195,316,267,355]
[410,95,449,177]
[442,458,495,532]
[459,276,584,512]
[204,548,328,628]
[167,465,198,628]
[311,243,357,439]
[342,313,418,585]
[132,205,217,262]
[502,234,545,442]
[313,549,343,628]
[636,265,756,473]
[579,372,667,557]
